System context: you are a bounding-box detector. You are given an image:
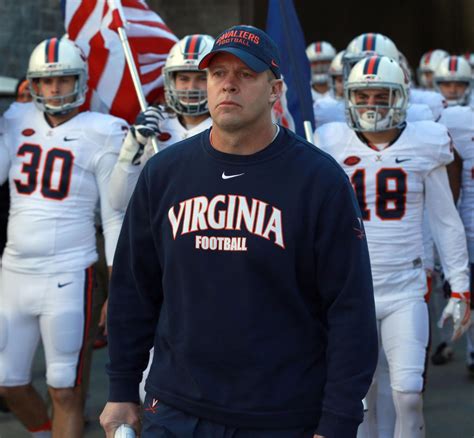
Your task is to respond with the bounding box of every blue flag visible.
[266,0,314,138]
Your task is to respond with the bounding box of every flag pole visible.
[111,2,159,153]
[303,120,314,144]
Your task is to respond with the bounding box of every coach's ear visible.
[269,78,283,105]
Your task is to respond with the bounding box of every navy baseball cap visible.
[199,25,281,79]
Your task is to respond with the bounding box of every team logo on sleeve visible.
[168,195,285,251]
[353,217,366,240]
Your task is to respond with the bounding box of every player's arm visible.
[446,148,462,204]
[313,174,378,437]
[425,165,471,340]
[109,107,163,211]
[0,118,10,185]
[95,151,125,269]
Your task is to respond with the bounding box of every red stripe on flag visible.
[68,0,98,40]
[128,19,173,32]
[141,66,164,84]
[110,9,125,31]
[81,32,110,111]
[110,55,142,121]
[129,36,176,53]
[122,0,149,10]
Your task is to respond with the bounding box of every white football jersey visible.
[311,88,332,104]
[316,121,459,299]
[410,88,445,120]
[313,96,345,128]
[439,106,474,260]
[407,103,434,122]
[0,102,126,274]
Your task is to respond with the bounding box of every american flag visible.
[62,0,178,123]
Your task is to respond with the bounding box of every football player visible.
[435,55,474,374]
[417,49,449,90]
[410,49,449,120]
[315,55,470,438]
[109,34,214,212]
[314,33,434,129]
[306,41,336,102]
[0,37,126,437]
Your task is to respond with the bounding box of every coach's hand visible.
[100,401,141,438]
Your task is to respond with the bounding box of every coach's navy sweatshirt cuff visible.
[315,411,359,438]
[108,376,141,404]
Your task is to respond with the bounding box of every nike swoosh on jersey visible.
[395,158,411,163]
[57,281,73,288]
[222,172,245,180]
[64,137,79,142]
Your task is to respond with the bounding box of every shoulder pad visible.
[439,106,471,128]
[315,122,348,150]
[2,102,36,121]
[409,120,450,145]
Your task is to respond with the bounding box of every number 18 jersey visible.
[315,121,454,298]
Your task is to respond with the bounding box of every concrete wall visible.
[1,0,473,91]
[0,0,246,82]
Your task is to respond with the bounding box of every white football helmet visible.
[462,52,474,78]
[343,33,399,81]
[306,41,336,84]
[329,51,345,99]
[164,34,214,116]
[27,37,87,115]
[345,56,409,132]
[417,49,449,88]
[434,56,472,106]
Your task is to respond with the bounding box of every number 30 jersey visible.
[0,102,127,274]
[315,121,469,300]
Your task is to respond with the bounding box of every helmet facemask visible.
[346,83,407,132]
[164,68,208,116]
[29,73,86,115]
[163,34,215,116]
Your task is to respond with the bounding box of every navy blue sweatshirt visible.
[107,127,377,437]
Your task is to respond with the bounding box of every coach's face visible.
[206,52,282,132]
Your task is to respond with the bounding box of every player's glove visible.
[118,106,164,165]
[438,291,471,341]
